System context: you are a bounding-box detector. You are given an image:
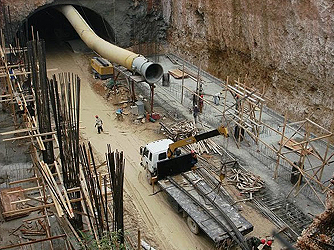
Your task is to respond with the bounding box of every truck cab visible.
[140,139,174,177]
[140,125,228,183]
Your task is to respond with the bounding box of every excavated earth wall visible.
[163,0,334,129]
[1,0,333,129]
[296,190,334,249]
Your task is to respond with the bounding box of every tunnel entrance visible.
[19,5,115,48]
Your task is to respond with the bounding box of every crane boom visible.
[167,125,228,158]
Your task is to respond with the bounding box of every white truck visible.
[140,125,228,183]
[140,125,253,249]
[140,138,174,184]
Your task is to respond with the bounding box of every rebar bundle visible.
[79,142,106,238]
[48,72,82,229]
[27,39,54,164]
[106,144,125,243]
[78,143,125,245]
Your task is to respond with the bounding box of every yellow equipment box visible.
[91,57,113,79]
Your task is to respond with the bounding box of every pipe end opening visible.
[145,63,163,84]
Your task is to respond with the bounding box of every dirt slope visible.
[166,0,334,130]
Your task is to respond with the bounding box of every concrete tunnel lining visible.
[57,5,163,83]
[20,4,115,44]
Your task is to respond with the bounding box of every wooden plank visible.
[279,136,313,155]
[234,82,265,102]
[2,197,82,217]
[2,131,56,141]
[31,116,46,151]
[9,176,38,185]
[0,187,30,220]
[306,118,332,134]
[54,161,74,218]
[168,68,189,79]
[0,127,37,135]
[0,71,32,78]
[0,234,67,250]
[41,162,69,217]
[7,185,42,194]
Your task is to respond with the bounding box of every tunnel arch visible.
[18,4,115,46]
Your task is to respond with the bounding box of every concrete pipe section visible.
[57,5,163,84]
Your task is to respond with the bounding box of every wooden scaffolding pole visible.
[274,114,287,179]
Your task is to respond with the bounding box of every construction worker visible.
[192,93,197,107]
[235,94,240,112]
[190,150,198,166]
[162,72,170,86]
[116,108,123,120]
[246,236,261,249]
[213,92,221,105]
[199,94,204,113]
[193,105,199,124]
[95,115,103,134]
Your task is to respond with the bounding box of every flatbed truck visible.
[140,125,253,249]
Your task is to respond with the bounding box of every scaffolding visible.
[0,25,140,249]
[155,54,333,207]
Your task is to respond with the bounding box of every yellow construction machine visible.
[91,57,113,80]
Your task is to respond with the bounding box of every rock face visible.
[1,0,333,129]
[0,0,166,48]
[0,0,53,26]
[164,0,334,129]
[296,190,334,250]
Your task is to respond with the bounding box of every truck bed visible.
[158,170,253,246]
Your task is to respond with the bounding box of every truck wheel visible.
[187,216,199,234]
[146,169,152,185]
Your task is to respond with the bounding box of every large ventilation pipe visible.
[57,5,163,84]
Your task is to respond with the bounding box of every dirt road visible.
[46,43,214,250]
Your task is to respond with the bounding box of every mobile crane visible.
[139,125,253,249]
[140,124,228,183]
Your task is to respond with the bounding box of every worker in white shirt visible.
[213,92,221,105]
[95,115,103,134]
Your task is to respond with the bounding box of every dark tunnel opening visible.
[19,5,115,48]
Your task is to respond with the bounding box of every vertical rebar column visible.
[106,145,125,244]
[48,73,83,230]
[27,39,55,164]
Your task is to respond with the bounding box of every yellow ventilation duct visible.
[57,5,163,83]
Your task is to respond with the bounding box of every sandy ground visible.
[46,44,215,250]
[43,42,288,250]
